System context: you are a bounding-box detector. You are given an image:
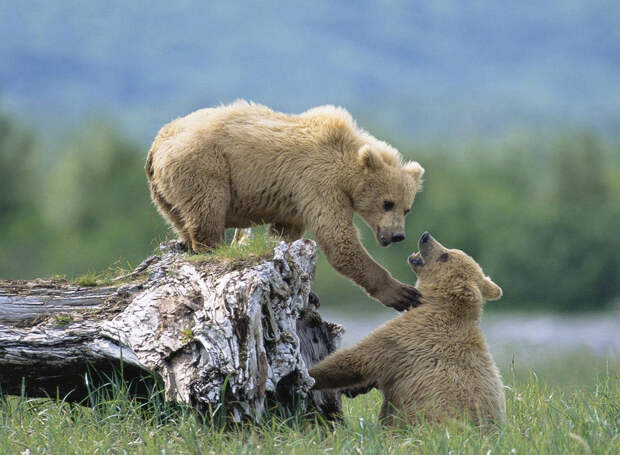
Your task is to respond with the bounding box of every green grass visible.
[74,271,102,286]
[70,231,282,286]
[72,260,139,287]
[1,352,618,454]
[186,230,281,265]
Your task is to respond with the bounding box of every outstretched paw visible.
[379,282,422,312]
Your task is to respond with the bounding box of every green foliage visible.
[39,121,168,275]
[0,111,46,275]
[0,113,168,279]
[313,134,620,311]
[0,115,35,218]
[0,352,617,454]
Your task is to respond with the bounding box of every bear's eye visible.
[404,208,410,216]
[438,253,449,262]
[383,200,394,211]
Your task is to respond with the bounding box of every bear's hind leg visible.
[164,142,231,252]
[149,181,190,245]
[184,183,229,252]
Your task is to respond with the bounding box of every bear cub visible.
[309,232,506,427]
[146,101,424,311]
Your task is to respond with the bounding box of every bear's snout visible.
[391,233,405,243]
[377,229,406,247]
[409,252,424,267]
[418,231,436,257]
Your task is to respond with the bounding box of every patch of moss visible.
[72,261,144,287]
[75,272,100,287]
[181,328,195,343]
[54,313,72,326]
[50,274,68,282]
[186,231,280,265]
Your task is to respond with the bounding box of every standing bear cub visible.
[309,232,506,427]
[146,101,425,311]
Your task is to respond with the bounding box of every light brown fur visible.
[309,233,506,427]
[146,101,424,310]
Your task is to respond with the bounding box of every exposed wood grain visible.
[0,240,343,422]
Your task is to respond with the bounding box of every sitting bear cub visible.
[309,232,506,427]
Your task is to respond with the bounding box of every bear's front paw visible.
[377,281,421,312]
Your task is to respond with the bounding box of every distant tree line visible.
[1,110,618,311]
[0,112,167,279]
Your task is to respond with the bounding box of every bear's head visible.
[352,144,424,247]
[408,232,502,306]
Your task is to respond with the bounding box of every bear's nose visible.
[391,233,405,243]
[420,231,430,243]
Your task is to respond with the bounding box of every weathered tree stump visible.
[0,239,344,422]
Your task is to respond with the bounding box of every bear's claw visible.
[389,285,422,312]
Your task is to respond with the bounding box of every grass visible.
[186,230,281,265]
[72,260,140,287]
[74,271,103,286]
[1,352,618,454]
[71,230,281,286]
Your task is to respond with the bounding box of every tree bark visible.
[0,239,344,422]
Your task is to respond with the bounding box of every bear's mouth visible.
[408,251,425,267]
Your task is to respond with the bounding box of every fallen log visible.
[0,239,344,422]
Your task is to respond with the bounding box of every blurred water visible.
[323,308,620,362]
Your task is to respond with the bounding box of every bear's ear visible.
[403,161,425,182]
[448,281,481,304]
[358,145,382,172]
[461,283,482,303]
[481,277,502,301]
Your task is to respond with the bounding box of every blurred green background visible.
[1,108,619,312]
[316,133,620,312]
[0,1,619,317]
